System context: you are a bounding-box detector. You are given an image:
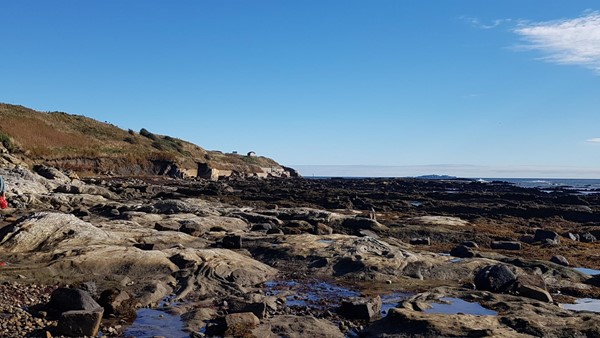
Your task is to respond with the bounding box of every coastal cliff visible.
[0,103,298,179]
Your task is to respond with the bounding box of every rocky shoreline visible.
[2,156,600,337]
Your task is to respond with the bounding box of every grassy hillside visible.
[0,103,281,176]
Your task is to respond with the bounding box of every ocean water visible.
[309,176,600,194]
[487,178,600,193]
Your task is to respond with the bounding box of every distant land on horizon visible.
[292,165,600,179]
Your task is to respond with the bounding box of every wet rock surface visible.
[1,170,600,337]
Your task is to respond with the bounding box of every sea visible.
[492,178,600,191]
[309,177,600,194]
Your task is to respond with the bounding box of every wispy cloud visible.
[461,16,511,29]
[514,12,600,73]
[587,138,600,143]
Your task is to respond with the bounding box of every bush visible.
[128,129,135,135]
[0,131,15,152]
[151,141,166,150]
[124,136,138,144]
[139,128,157,140]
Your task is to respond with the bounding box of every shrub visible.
[151,141,166,150]
[0,131,15,152]
[124,136,137,144]
[128,129,135,135]
[139,128,157,140]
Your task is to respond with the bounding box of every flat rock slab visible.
[57,309,103,337]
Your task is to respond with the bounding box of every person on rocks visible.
[0,175,7,209]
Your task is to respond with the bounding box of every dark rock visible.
[550,255,569,266]
[580,232,597,243]
[73,207,91,217]
[48,288,102,314]
[169,253,197,269]
[134,243,154,250]
[449,245,475,258]
[585,275,600,287]
[154,222,180,232]
[34,165,70,181]
[519,235,535,244]
[409,238,431,245]
[534,229,560,244]
[266,228,284,235]
[222,235,242,249]
[78,282,98,299]
[251,223,272,232]
[232,212,283,225]
[153,199,198,214]
[339,217,386,231]
[57,309,103,337]
[460,241,479,248]
[180,222,205,236]
[333,257,366,276]
[474,264,517,293]
[490,241,522,250]
[313,223,333,235]
[338,296,382,320]
[228,300,268,319]
[98,289,132,317]
[286,220,312,228]
[309,258,329,268]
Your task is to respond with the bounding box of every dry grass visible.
[0,103,283,175]
[1,116,97,156]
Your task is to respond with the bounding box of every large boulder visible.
[33,165,72,183]
[450,245,475,258]
[338,296,382,320]
[534,229,560,244]
[0,212,114,253]
[48,288,102,314]
[168,248,278,300]
[57,309,103,337]
[474,264,517,293]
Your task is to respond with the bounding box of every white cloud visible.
[462,16,511,29]
[587,138,600,143]
[514,12,600,73]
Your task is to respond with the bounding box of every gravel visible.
[0,282,57,337]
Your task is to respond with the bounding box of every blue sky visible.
[2,1,600,177]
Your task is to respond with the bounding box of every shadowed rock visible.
[474,264,517,293]
[338,296,382,320]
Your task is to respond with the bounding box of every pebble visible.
[0,282,57,338]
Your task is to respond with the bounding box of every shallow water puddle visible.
[265,280,359,308]
[123,308,187,338]
[573,267,600,276]
[424,297,497,316]
[563,298,600,313]
[380,292,414,315]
